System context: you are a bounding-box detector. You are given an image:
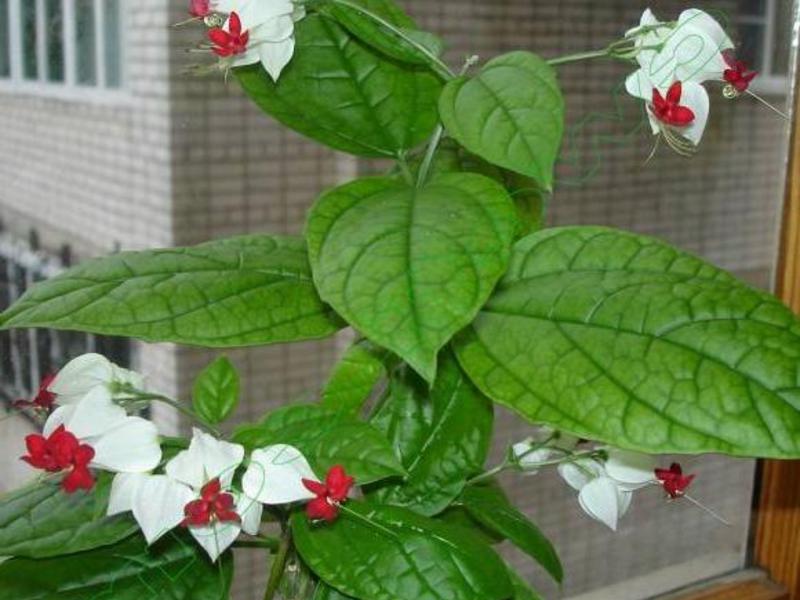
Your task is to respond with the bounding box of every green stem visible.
[327,0,455,81]
[547,48,610,66]
[415,125,444,188]
[263,530,292,600]
[123,392,222,437]
[396,154,415,186]
[233,536,281,551]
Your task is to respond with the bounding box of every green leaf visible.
[233,404,405,484]
[508,569,544,600]
[371,352,493,515]
[460,484,562,582]
[321,339,395,414]
[235,14,442,158]
[436,506,504,546]
[455,226,800,458]
[0,533,232,600]
[0,235,343,347]
[0,474,137,559]
[306,173,517,382]
[319,0,445,69]
[192,356,240,425]
[292,501,513,600]
[315,583,356,600]
[439,51,565,191]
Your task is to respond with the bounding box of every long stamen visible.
[745,89,790,120]
[682,494,732,526]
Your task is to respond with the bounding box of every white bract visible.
[558,450,656,531]
[109,429,317,561]
[512,428,579,475]
[48,353,145,405]
[624,8,734,146]
[213,0,305,81]
[43,386,161,473]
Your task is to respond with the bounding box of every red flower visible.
[21,425,96,493]
[655,463,695,499]
[13,373,57,413]
[650,82,695,127]
[189,0,210,18]
[723,51,758,93]
[208,12,249,57]
[182,478,240,527]
[302,465,355,523]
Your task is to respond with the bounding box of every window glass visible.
[45,0,64,83]
[772,0,792,76]
[103,0,121,88]
[21,0,38,81]
[75,0,96,85]
[0,0,9,78]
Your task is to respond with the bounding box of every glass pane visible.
[737,23,764,69]
[21,0,38,80]
[0,0,9,78]
[45,0,64,82]
[103,0,121,88]
[738,0,767,15]
[772,0,792,76]
[75,0,96,85]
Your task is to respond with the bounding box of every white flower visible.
[558,450,656,531]
[209,0,304,81]
[624,8,733,149]
[43,386,161,474]
[242,444,317,504]
[48,353,144,405]
[512,428,579,474]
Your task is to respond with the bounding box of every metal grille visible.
[0,226,131,407]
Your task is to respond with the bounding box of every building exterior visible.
[0,1,792,598]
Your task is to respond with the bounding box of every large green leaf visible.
[439,51,564,191]
[318,0,446,71]
[371,352,493,515]
[455,226,800,458]
[306,173,517,382]
[233,404,405,484]
[0,474,137,559]
[321,339,395,414]
[193,356,240,425]
[292,501,513,600]
[0,235,343,346]
[235,14,441,158]
[0,533,232,599]
[459,484,562,582]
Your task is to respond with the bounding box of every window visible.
[736,0,792,94]
[1,0,124,93]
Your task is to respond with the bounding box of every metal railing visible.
[0,225,131,408]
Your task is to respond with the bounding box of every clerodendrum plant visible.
[0,1,793,599]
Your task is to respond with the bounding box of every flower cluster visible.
[623,8,755,154]
[512,429,705,531]
[182,0,305,81]
[19,353,356,562]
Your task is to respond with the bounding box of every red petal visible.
[201,479,222,501]
[25,434,48,457]
[302,478,327,496]
[62,466,95,493]
[228,12,242,36]
[670,105,695,126]
[73,444,95,467]
[208,28,232,47]
[306,497,338,522]
[666,81,683,104]
[651,88,666,113]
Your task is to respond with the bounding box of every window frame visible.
[0,0,128,103]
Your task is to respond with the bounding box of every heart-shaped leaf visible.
[0,235,343,347]
[236,14,441,157]
[0,532,231,599]
[192,356,240,425]
[306,173,517,382]
[370,352,493,515]
[292,501,513,600]
[439,51,564,190]
[0,473,137,559]
[233,404,405,484]
[455,226,800,458]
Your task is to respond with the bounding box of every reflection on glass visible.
[46,0,64,82]
[104,0,121,88]
[772,0,792,77]
[737,23,764,68]
[21,0,37,80]
[75,0,96,85]
[0,0,9,78]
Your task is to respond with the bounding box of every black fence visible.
[0,226,131,408]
